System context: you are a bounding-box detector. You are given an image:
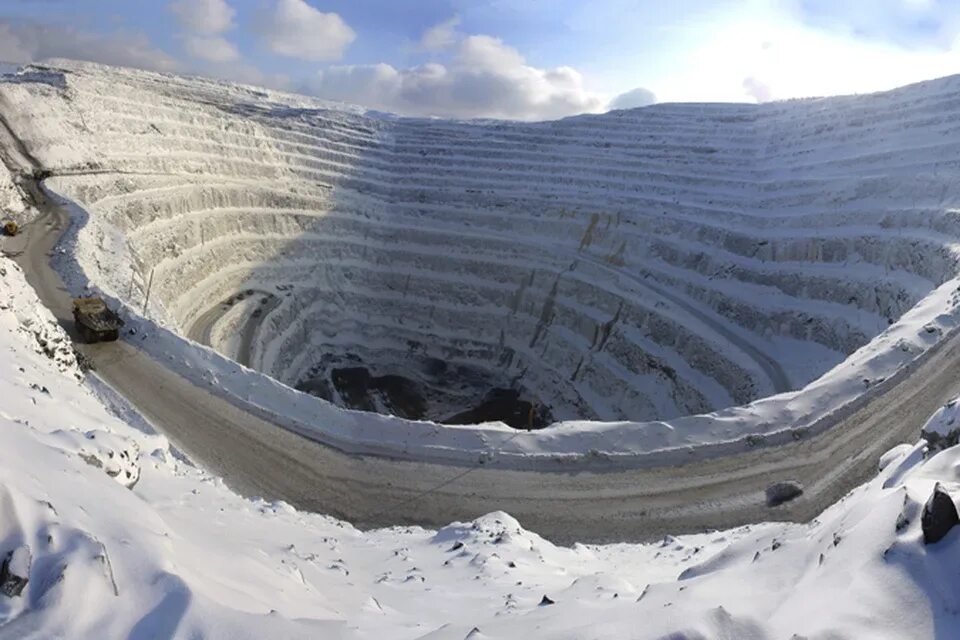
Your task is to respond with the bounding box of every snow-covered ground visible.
[2,60,960,464]
[5,60,960,638]
[3,249,960,638]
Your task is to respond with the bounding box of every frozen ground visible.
[4,60,960,452]
[2,249,960,638]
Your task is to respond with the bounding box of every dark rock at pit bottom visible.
[444,388,552,430]
[299,361,553,429]
[331,367,428,419]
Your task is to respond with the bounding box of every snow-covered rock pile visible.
[6,60,960,430]
[0,260,80,378]
[921,399,960,452]
[2,247,960,637]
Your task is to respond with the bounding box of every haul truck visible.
[73,297,123,343]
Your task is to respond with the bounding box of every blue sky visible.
[2,0,960,119]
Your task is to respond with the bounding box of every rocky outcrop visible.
[921,401,960,453]
[0,545,31,598]
[921,483,959,545]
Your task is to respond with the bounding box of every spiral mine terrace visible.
[4,61,960,440]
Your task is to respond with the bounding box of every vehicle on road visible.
[73,297,123,343]
[2,220,18,236]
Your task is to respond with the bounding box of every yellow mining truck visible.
[2,220,18,236]
[72,297,123,343]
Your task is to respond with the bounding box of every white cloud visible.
[169,0,235,35]
[257,0,355,61]
[0,20,179,72]
[306,35,605,121]
[183,35,240,63]
[458,35,526,71]
[609,87,656,110]
[741,77,772,102]
[168,0,241,64]
[418,16,460,52]
[640,0,960,104]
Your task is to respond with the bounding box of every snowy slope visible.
[3,247,960,638]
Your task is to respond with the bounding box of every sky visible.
[2,0,960,120]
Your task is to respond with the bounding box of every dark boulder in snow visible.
[921,427,960,454]
[539,595,555,606]
[765,481,804,507]
[922,483,959,545]
[1,545,31,597]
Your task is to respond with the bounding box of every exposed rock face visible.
[923,429,960,454]
[765,481,804,507]
[0,545,31,598]
[921,483,959,545]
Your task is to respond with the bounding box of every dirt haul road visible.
[7,162,960,544]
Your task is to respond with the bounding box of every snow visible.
[2,63,960,636]
[922,401,960,437]
[2,249,960,636]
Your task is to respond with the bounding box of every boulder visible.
[922,428,960,454]
[922,483,959,545]
[765,481,804,507]
[0,545,31,597]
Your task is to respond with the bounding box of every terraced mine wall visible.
[3,62,959,427]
